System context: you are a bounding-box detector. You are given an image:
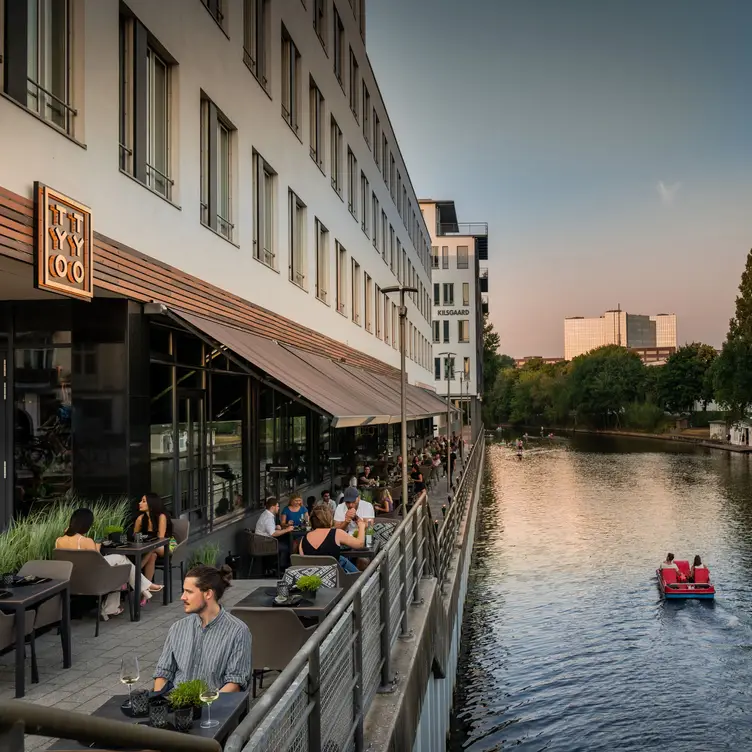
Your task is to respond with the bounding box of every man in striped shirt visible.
[153,565,251,693]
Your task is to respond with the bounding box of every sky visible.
[366,0,752,357]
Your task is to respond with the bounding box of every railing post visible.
[399,527,409,635]
[379,564,393,688]
[412,508,421,602]
[353,589,365,751]
[308,646,322,752]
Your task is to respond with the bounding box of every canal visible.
[449,435,752,751]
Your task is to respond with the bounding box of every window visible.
[201,97,235,241]
[392,303,399,350]
[202,0,225,27]
[373,112,381,167]
[358,0,365,38]
[347,149,357,218]
[315,219,329,303]
[5,0,74,135]
[434,358,441,380]
[458,320,470,343]
[351,260,361,324]
[364,274,373,332]
[336,242,347,314]
[330,117,343,195]
[382,136,389,182]
[389,226,395,272]
[443,283,454,305]
[281,27,301,135]
[390,154,396,200]
[396,240,402,282]
[243,0,269,90]
[462,282,470,306]
[360,173,369,235]
[333,7,344,87]
[442,246,449,269]
[433,284,440,306]
[432,321,440,343]
[464,357,471,380]
[309,78,325,169]
[444,357,455,380]
[431,246,439,269]
[362,83,371,145]
[253,150,276,266]
[443,320,450,344]
[384,295,391,344]
[119,13,174,199]
[372,194,379,249]
[396,172,402,217]
[381,211,388,260]
[375,286,382,339]
[401,249,407,286]
[288,190,306,288]
[314,0,327,49]
[349,48,359,119]
[457,245,469,269]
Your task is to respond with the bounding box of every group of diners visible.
[54,493,171,621]
[660,552,708,582]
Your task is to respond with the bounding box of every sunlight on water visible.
[449,436,752,752]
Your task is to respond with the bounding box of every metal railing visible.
[437,222,488,237]
[225,431,485,752]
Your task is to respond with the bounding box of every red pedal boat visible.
[657,559,715,600]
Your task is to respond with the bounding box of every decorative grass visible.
[187,542,221,570]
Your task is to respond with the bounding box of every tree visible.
[482,314,514,394]
[658,343,717,414]
[713,250,752,421]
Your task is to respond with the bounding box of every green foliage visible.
[296,574,323,594]
[658,343,717,414]
[168,679,208,710]
[623,401,667,432]
[103,525,124,536]
[187,542,221,569]
[481,314,514,397]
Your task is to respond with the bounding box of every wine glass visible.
[120,656,140,709]
[199,684,220,729]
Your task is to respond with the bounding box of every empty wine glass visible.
[199,684,220,729]
[120,656,140,709]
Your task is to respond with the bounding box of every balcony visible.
[437,222,488,237]
[481,293,489,316]
[480,268,489,293]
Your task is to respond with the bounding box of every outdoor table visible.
[48,691,249,751]
[0,578,71,698]
[339,541,380,560]
[235,586,343,621]
[101,537,171,620]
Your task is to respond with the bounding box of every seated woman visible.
[56,508,162,620]
[281,495,309,529]
[660,552,680,571]
[690,554,707,581]
[299,505,364,574]
[374,488,394,515]
[134,493,173,582]
[410,464,426,495]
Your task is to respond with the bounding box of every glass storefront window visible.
[149,362,174,507]
[14,346,72,512]
[258,385,275,501]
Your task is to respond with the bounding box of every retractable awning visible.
[169,309,448,427]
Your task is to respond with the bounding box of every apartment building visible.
[419,200,489,438]
[0,0,445,538]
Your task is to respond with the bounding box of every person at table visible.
[281,495,309,529]
[374,488,394,515]
[410,463,426,495]
[56,508,162,620]
[134,493,173,582]
[334,487,375,534]
[300,505,363,574]
[359,466,375,486]
[337,477,358,503]
[154,564,251,693]
[255,497,294,538]
[317,489,337,514]
[690,555,707,581]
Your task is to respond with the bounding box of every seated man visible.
[334,487,375,535]
[153,565,251,693]
[255,497,293,570]
[359,466,375,486]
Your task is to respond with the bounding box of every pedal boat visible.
[657,559,715,599]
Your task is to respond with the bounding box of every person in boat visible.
[690,555,707,581]
[660,553,680,571]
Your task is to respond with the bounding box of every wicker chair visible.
[290,554,360,591]
[155,518,190,601]
[246,531,280,578]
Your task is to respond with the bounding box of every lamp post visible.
[382,285,418,518]
[438,351,456,495]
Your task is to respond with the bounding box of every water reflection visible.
[450,438,752,751]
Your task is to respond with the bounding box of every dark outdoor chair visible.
[0,610,38,685]
[155,518,190,601]
[230,607,316,698]
[373,519,400,548]
[290,554,360,591]
[246,530,280,578]
[52,550,132,637]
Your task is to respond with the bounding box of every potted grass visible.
[296,574,323,600]
[168,679,207,729]
[104,525,126,544]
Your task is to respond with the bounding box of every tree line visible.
[482,249,752,431]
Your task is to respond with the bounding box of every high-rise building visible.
[564,310,677,360]
[419,200,488,438]
[0,0,446,536]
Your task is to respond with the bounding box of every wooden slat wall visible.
[0,185,399,378]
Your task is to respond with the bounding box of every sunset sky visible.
[367,0,752,357]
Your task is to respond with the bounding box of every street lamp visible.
[382,284,418,518]
[438,350,456,495]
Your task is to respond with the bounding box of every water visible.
[449,435,752,751]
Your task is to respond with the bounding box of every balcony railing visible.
[437,222,488,237]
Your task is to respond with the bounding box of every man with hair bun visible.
[153,564,251,693]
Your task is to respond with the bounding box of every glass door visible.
[177,391,208,524]
[0,348,7,529]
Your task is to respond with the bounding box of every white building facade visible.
[420,200,488,438]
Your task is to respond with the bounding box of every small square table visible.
[339,541,380,560]
[234,586,343,621]
[101,537,171,620]
[48,691,249,751]
[0,578,72,698]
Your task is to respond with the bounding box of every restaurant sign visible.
[437,309,470,316]
[34,182,93,301]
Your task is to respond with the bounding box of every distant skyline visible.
[367,0,752,357]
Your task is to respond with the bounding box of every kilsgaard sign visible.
[436,309,469,316]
